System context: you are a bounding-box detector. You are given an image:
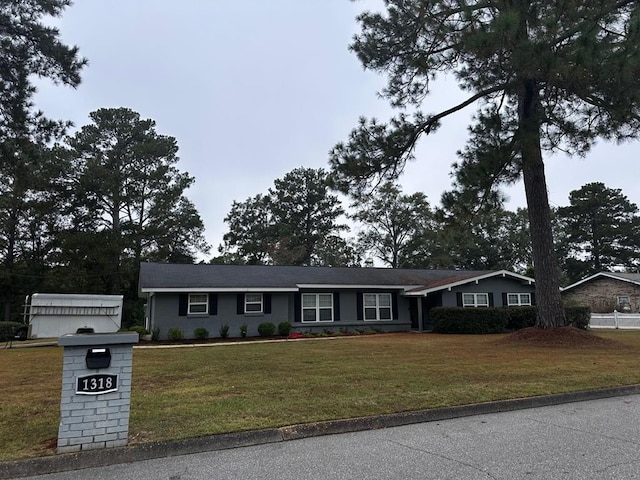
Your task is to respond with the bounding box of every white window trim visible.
[188,293,208,315]
[245,293,263,314]
[301,293,334,323]
[462,293,489,308]
[507,293,532,307]
[363,293,393,321]
[617,295,631,309]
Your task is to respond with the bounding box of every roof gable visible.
[562,272,640,292]
[403,270,535,296]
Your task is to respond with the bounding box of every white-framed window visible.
[462,293,489,308]
[363,293,392,321]
[617,295,631,310]
[507,293,532,306]
[302,293,333,322]
[188,293,208,314]
[245,293,263,313]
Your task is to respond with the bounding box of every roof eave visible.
[295,284,417,291]
[140,287,299,294]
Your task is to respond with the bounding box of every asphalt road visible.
[17,393,640,480]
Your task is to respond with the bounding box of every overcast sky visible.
[36,1,640,259]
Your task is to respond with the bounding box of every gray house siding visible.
[291,290,411,333]
[417,277,535,331]
[152,293,292,340]
[440,277,535,308]
[149,290,413,339]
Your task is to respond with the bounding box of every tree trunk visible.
[109,200,121,295]
[518,79,565,328]
[2,207,18,322]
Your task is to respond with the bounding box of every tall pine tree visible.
[0,0,86,320]
[330,1,640,328]
[557,183,639,282]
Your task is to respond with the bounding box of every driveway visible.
[16,393,640,480]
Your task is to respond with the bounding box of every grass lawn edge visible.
[2,383,640,480]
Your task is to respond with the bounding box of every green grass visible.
[2,331,640,462]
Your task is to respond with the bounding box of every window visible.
[302,293,333,322]
[188,294,208,314]
[462,293,489,307]
[618,295,631,310]
[363,293,392,321]
[507,293,532,306]
[245,293,263,313]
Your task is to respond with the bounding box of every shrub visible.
[128,325,148,336]
[151,326,161,341]
[194,327,209,340]
[257,322,276,337]
[278,322,292,336]
[219,324,229,339]
[431,307,508,334]
[504,307,537,330]
[565,306,591,330]
[240,323,248,338]
[167,328,184,341]
[0,322,24,341]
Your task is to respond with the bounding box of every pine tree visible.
[0,0,86,320]
[63,108,208,296]
[330,1,640,328]
[557,183,639,281]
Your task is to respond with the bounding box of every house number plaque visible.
[76,374,119,395]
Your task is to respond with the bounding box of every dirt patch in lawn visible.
[498,326,624,348]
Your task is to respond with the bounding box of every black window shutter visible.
[179,294,188,316]
[392,293,399,320]
[356,292,363,321]
[294,293,301,323]
[531,292,536,305]
[456,292,463,307]
[333,292,340,321]
[209,294,218,315]
[237,294,244,314]
[502,292,508,307]
[264,293,272,314]
[488,293,494,307]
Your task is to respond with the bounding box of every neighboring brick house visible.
[561,272,640,313]
[138,263,536,339]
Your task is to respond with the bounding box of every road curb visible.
[2,384,640,479]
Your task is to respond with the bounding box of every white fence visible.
[590,312,640,330]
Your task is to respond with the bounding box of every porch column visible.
[417,297,424,332]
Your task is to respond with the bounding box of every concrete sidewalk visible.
[2,384,640,479]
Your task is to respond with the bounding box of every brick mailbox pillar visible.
[57,332,139,453]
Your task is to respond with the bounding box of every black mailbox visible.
[86,347,111,369]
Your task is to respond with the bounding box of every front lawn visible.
[1,331,639,462]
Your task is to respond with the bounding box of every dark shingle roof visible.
[605,272,640,283]
[138,262,518,292]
